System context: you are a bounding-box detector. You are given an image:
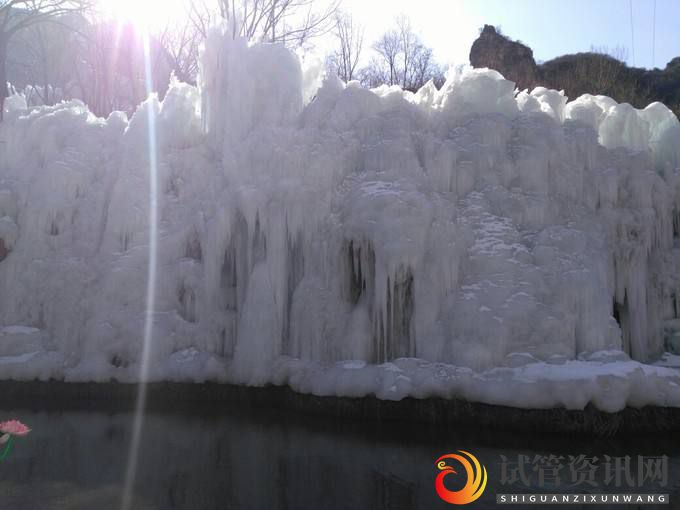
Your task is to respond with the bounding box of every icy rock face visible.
[0,27,680,408]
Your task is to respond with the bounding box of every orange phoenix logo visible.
[435,451,487,505]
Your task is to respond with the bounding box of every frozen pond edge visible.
[0,380,678,437]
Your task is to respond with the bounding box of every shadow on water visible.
[0,402,678,509]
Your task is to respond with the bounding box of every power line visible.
[652,0,656,68]
[629,0,635,66]
[629,0,635,65]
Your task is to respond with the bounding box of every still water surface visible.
[0,403,677,509]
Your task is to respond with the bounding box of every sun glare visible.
[99,0,185,30]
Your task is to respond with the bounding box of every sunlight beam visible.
[120,28,159,510]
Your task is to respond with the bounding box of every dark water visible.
[0,404,678,510]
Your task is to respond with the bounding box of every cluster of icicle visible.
[0,27,679,409]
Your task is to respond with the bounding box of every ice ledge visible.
[270,355,680,412]
[0,349,678,413]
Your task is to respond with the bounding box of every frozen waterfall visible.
[0,26,680,410]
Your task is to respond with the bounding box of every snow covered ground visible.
[1,26,680,411]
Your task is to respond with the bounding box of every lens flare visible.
[120,30,159,510]
[98,0,185,30]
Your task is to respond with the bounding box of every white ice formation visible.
[1,28,680,410]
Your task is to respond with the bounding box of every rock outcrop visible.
[469,25,538,91]
[469,25,680,117]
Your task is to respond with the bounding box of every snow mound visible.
[1,27,680,410]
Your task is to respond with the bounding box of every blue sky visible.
[341,0,680,69]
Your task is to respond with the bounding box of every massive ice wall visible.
[1,26,680,408]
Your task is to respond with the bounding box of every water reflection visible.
[0,406,677,509]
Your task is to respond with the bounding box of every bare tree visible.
[154,0,219,85]
[158,20,202,85]
[70,21,173,117]
[361,16,443,92]
[70,22,119,116]
[396,15,415,89]
[371,29,400,86]
[188,0,216,39]
[0,0,93,119]
[215,0,339,48]
[328,11,363,82]
[8,12,84,106]
[154,0,338,88]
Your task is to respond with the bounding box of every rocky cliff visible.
[469,25,680,116]
[469,25,538,91]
